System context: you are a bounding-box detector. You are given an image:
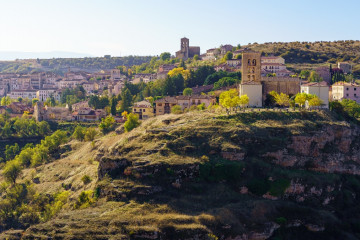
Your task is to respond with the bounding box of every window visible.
[346,88,349,91]
[346,94,349,97]
[143,109,145,112]
[355,94,357,97]
[355,88,357,91]
[158,103,162,106]
[248,59,251,64]
[252,59,256,65]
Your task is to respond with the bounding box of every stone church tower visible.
[241,50,261,82]
[180,37,189,59]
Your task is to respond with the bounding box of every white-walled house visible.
[301,81,329,108]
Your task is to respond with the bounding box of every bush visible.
[197,103,206,111]
[72,126,85,141]
[200,160,243,183]
[99,116,116,133]
[171,105,183,114]
[247,179,270,196]
[124,113,140,132]
[269,179,290,196]
[3,160,22,184]
[81,175,92,185]
[84,127,98,141]
[74,190,95,209]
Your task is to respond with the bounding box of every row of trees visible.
[0,114,51,138]
[268,91,323,108]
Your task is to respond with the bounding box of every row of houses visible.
[132,95,216,120]
[33,102,107,122]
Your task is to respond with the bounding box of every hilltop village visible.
[0,37,358,123]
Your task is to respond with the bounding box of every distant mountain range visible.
[0,51,94,60]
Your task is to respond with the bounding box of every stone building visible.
[34,102,70,121]
[338,62,352,74]
[316,66,331,83]
[154,95,215,116]
[241,50,261,82]
[239,50,301,106]
[175,37,200,60]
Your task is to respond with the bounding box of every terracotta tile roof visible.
[332,81,360,87]
[301,81,329,87]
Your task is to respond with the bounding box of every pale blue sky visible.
[0,0,358,58]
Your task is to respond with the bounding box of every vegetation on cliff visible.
[1,110,360,239]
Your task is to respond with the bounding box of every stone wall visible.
[261,77,301,100]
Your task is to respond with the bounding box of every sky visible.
[0,0,359,59]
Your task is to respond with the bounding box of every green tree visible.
[299,70,310,79]
[5,143,20,161]
[99,116,116,133]
[3,160,22,184]
[219,89,240,113]
[110,97,117,116]
[239,95,249,108]
[193,55,199,61]
[171,105,182,114]
[308,96,323,109]
[213,77,238,90]
[84,127,98,141]
[183,88,193,96]
[120,88,132,113]
[160,52,171,61]
[295,93,309,108]
[124,113,140,132]
[1,96,11,106]
[308,71,322,82]
[38,121,51,136]
[88,95,100,109]
[341,99,360,118]
[32,98,39,106]
[2,122,12,138]
[270,91,290,107]
[72,126,85,141]
[223,51,233,61]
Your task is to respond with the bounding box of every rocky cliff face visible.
[263,124,360,175]
[8,111,360,240]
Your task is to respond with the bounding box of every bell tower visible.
[180,37,189,59]
[241,50,261,82]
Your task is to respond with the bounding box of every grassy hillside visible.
[243,40,360,76]
[1,110,360,239]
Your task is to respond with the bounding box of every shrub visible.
[124,113,140,132]
[171,105,183,114]
[74,190,95,209]
[3,160,22,184]
[99,116,116,133]
[200,160,243,183]
[72,126,85,141]
[247,179,270,196]
[269,179,291,196]
[84,127,98,141]
[197,103,206,111]
[275,217,287,225]
[81,175,92,185]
